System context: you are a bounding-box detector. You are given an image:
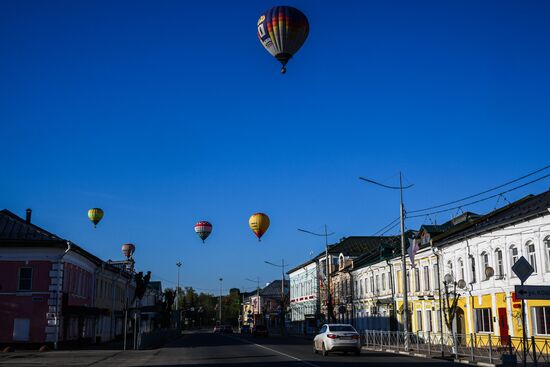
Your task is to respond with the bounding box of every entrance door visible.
[498,308,509,344]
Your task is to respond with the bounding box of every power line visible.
[372,217,400,235]
[408,173,550,219]
[409,165,550,214]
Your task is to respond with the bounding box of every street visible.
[0,330,454,367]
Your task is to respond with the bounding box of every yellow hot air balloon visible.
[249,213,270,241]
[88,208,104,228]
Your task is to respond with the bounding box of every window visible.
[470,257,477,283]
[545,236,550,272]
[414,268,420,292]
[433,263,439,290]
[495,249,504,278]
[13,318,30,341]
[532,306,550,335]
[371,277,375,294]
[475,308,493,332]
[382,273,386,291]
[375,275,380,293]
[510,245,519,275]
[417,310,423,331]
[481,252,490,280]
[426,310,433,332]
[458,258,465,281]
[18,268,33,291]
[397,271,402,293]
[526,241,538,273]
[423,266,430,291]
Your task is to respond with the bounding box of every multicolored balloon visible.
[194,221,212,243]
[257,6,310,74]
[249,213,270,241]
[121,243,135,259]
[88,208,104,228]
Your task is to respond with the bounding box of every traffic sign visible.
[515,285,550,300]
[512,256,534,283]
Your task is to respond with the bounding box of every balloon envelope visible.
[121,243,135,258]
[249,213,270,241]
[257,6,309,73]
[194,221,212,243]
[88,208,104,228]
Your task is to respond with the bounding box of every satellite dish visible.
[444,273,454,284]
[485,266,495,279]
[457,279,467,289]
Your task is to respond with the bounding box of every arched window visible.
[470,256,477,283]
[458,258,465,282]
[544,236,550,272]
[447,260,453,276]
[510,245,519,277]
[495,248,504,278]
[526,241,538,273]
[481,252,490,280]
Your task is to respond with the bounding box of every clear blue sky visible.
[1,0,549,294]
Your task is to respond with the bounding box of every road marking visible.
[225,335,320,367]
[252,343,321,367]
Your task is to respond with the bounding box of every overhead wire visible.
[408,165,550,214]
[407,172,550,219]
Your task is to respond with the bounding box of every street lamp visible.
[219,278,223,323]
[359,173,413,349]
[298,225,335,323]
[264,259,287,334]
[442,273,467,356]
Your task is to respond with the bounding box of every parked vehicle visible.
[213,325,222,333]
[313,324,361,356]
[252,324,269,337]
[240,325,251,334]
[221,325,234,333]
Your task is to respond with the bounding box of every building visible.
[288,257,319,334]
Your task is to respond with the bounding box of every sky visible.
[1,0,549,295]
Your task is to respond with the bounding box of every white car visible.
[313,324,361,356]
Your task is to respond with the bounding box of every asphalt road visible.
[0,330,455,367]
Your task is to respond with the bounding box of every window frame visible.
[526,240,538,273]
[495,248,504,278]
[18,267,33,291]
[481,252,490,281]
[475,308,493,333]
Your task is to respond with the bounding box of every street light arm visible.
[359,176,414,190]
[265,260,283,268]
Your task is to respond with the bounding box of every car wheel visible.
[313,342,318,354]
[322,343,328,357]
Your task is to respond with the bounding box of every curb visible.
[362,346,497,367]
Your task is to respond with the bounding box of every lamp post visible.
[359,172,413,349]
[265,259,288,333]
[298,226,335,323]
[176,262,182,329]
[219,278,223,323]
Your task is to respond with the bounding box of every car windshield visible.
[329,325,356,332]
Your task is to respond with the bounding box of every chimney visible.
[25,208,32,224]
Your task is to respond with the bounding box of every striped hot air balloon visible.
[88,208,104,228]
[257,6,310,74]
[249,213,270,241]
[194,221,212,243]
[121,243,135,259]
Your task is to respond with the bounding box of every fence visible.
[364,330,550,365]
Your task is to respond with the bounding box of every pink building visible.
[0,209,100,347]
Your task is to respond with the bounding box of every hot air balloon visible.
[249,213,270,241]
[121,243,136,259]
[257,6,310,74]
[194,221,212,243]
[88,208,104,228]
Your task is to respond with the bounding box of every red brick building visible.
[0,209,100,347]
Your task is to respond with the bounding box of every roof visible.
[435,190,550,246]
[287,248,327,275]
[328,236,393,257]
[419,212,480,237]
[259,280,289,298]
[0,209,103,265]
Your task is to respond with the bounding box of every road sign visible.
[512,256,534,283]
[515,285,550,300]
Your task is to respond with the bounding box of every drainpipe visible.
[54,241,71,350]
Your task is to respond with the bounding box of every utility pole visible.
[360,172,413,350]
[298,226,335,323]
[264,259,288,333]
[219,278,223,323]
[176,262,182,329]
[245,277,261,325]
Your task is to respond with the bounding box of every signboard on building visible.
[515,285,550,300]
